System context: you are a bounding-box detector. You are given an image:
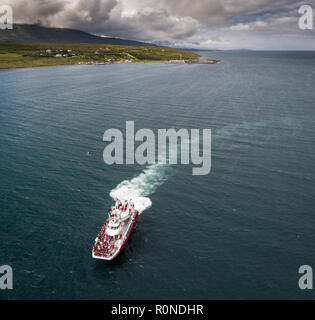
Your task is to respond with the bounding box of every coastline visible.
[0,57,221,71]
[0,41,220,70]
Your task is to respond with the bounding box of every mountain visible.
[0,24,153,46]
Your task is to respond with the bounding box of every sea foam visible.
[110,163,170,214]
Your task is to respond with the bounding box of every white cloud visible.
[6,0,315,49]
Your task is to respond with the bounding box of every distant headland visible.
[0,24,220,69]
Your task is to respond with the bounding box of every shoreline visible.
[0,57,221,71]
[0,41,220,70]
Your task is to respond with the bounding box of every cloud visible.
[6,0,65,24]
[6,0,315,49]
[112,8,200,40]
[230,23,250,30]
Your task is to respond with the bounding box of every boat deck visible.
[92,212,137,260]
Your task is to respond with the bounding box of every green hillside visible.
[0,41,201,69]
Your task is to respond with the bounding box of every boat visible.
[92,199,139,260]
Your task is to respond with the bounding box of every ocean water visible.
[1,51,315,299]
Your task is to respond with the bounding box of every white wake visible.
[109,117,292,214]
[110,163,170,214]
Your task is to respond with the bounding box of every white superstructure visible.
[92,199,139,260]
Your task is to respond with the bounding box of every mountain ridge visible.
[0,24,153,47]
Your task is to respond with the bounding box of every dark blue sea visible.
[1,51,315,299]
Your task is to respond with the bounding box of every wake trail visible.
[110,163,170,214]
[109,117,293,214]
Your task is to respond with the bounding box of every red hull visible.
[111,211,139,260]
[92,211,139,260]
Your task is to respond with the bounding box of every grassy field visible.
[0,41,201,69]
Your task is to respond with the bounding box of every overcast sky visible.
[7,0,315,49]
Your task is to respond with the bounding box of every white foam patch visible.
[110,163,170,214]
